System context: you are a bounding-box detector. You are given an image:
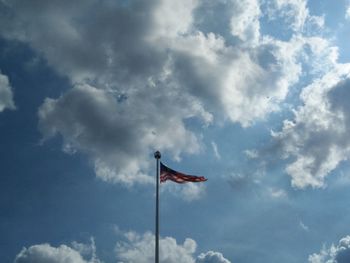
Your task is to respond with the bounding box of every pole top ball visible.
[154,151,161,159]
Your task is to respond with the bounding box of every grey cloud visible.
[0,0,316,184]
[328,79,350,123]
[0,71,15,112]
[38,83,202,185]
[0,0,305,122]
[0,0,161,83]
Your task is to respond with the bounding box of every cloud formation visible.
[309,235,350,263]
[0,71,15,112]
[197,251,231,263]
[229,0,261,45]
[116,231,230,263]
[255,0,350,189]
[14,231,231,263]
[14,239,101,263]
[273,65,350,188]
[38,83,201,185]
[0,0,328,186]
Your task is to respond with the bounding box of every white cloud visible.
[14,232,231,263]
[14,239,101,263]
[272,65,350,189]
[309,236,350,263]
[115,231,230,263]
[262,22,350,189]
[197,251,231,263]
[0,71,15,112]
[116,232,196,263]
[230,0,261,45]
[259,12,350,189]
[152,0,198,38]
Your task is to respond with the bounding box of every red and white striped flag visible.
[160,162,207,183]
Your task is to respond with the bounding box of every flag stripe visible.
[160,162,207,184]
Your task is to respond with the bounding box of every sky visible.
[1,0,350,262]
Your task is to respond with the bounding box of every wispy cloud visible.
[268,188,287,199]
[244,149,259,159]
[346,5,350,20]
[299,220,309,232]
[211,141,221,160]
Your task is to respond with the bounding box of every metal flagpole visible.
[154,151,161,263]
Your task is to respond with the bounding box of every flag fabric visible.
[160,162,207,183]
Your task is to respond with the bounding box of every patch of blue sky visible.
[3,1,350,262]
[259,14,295,42]
[335,22,350,63]
[0,37,155,262]
[309,0,348,28]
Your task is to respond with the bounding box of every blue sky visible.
[1,0,350,262]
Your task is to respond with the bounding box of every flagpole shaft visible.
[154,151,161,263]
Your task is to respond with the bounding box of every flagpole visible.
[154,151,161,263]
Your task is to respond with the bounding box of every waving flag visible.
[160,162,207,183]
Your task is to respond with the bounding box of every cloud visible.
[14,231,230,263]
[299,220,309,232]
[116,231,230,263]
[197,251,231,263]
[38,83,202,185]
[161,181,206,201]
[309,236,350,263]
[152,0,198,38]
[272,65,350,188]
[0,0,316,185]
[268,188,287,199]
[14,239,101,263]
[346,5,350,20]
[211,141,221,160]
[271,0,309,31]
[0,71,15,112]
[244,149,259,159]
[116,232,196,263]
[265,0,324,33]
[229,0,261,45]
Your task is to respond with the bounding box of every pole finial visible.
[154,151,161,159]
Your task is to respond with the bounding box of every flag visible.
[160,162,207,183]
